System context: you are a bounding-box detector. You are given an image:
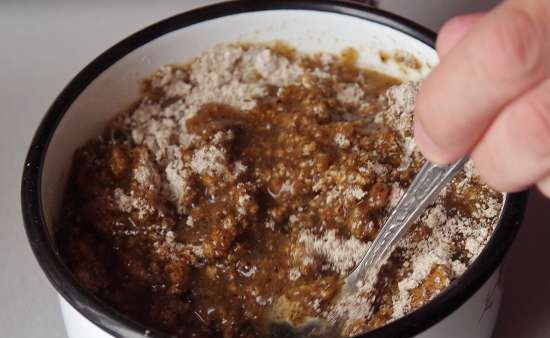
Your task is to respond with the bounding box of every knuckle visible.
[488,5,544,77]
[537,177,550,198]
[470,152,512,192]
[436,17,461,52]
[519,90,550,158]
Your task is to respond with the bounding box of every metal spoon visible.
[268,157,469,338]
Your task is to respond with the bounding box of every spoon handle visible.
[346,157,469,291]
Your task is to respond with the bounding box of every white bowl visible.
[21,1,527,338]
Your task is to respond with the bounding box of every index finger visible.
[414,0,550,164]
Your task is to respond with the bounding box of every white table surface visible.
[1,1,548,338]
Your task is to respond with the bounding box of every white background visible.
[1,1,548,338]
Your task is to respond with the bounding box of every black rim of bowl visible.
[21,1,528,338]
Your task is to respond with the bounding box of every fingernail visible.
[414,120,447,164]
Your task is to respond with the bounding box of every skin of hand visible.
[414,0,550,197]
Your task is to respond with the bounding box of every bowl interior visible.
[40,9,439,234]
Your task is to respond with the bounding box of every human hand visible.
[414,0,550,197]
